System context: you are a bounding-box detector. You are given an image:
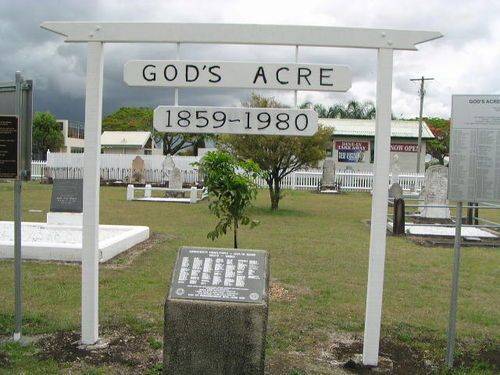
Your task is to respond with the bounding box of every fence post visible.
[190,186,197,204]
[127,184,134,201]
[145,184,152,198]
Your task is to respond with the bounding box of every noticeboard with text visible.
[448,95,500,202]
[0,116,19,179]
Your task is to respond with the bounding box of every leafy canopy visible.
[32,111,64,158]
[196,150,261,248]
[220,94,332,210]
[425,117,450,165]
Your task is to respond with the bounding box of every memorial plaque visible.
[0,115,19,179]
[169,247,267,303]
[50,179,83,213]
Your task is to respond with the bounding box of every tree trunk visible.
[233,218,238,248]
[268,176,281,210]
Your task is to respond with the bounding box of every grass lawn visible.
[0,183,498,374]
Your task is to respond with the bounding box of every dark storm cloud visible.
[1,0,499,121]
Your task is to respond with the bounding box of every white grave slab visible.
[0,221,149,262]
[405,224,497,238]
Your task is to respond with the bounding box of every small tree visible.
[197,151,261,248]
[220,94,332,210]
[425,117,450,165]
[32,111,64,159]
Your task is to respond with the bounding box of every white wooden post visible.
[82,42,104,345]
[145,184,152,198]
[126,184,134,200]
[363,48,393,366]
[190,186,197,204]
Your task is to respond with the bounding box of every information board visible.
[124,60,352,92]
[0,116,19,179]
[154,106,318,136]
[169,247,268,303]
[448,95,500,202]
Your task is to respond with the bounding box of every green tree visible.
[220,94,332,210]
[424,117,450,165]
[197,151,261,248]
[302,100,376,119]
[32,111,64,159]
[102,107,208,155]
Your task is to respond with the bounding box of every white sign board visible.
[153,106,318,136]
[124,61,351,92]
[448,95,500,202]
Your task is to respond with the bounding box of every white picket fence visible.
[32,153,424,192]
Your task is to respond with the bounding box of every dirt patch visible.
[37,327,162,374]
[0,349,10,368]
[269,280,313,302]
[103,232,173,269]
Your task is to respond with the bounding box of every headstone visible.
[50,179,83,213]
[393,198,405,235]
[47,179,83,226]
[131,156,145,184]
[164,246,269,375]
[321,157,336,189]
[390,154,401,186]
[169,166,183,190]
[388,182,403,200]
[419,165,451,219]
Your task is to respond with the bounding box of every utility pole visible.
[410,76,434,173]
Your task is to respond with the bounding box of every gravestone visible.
[388,182,403,200]
[131,156,145,184]
[419,165,451,219]
[164,246,269,375]
[393,198,405,235]
[47,179,83,226]
[320,157,339,193]
[390,154,401,186]
[169,166,183,190]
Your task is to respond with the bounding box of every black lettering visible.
[163,65,178,81]
[185,65,199,82]
[320,68,334,86]
[142,64,156,82]
[208,65,221,83]
[276,67,289,85]
[297,67,311,85]
[253,66,267,84]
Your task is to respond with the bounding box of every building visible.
[56,119,85,153]
[320,118,434,172]
[100,131,162,155]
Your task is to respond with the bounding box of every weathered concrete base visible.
[164,299,268,375]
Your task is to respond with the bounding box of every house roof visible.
[319,118,435,139]
[101,131,151,147]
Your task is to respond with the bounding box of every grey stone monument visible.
[131,156,145,184]
[419,165,451,219]
[164,246,269,375]
[164,155,183,190]
[390,154,401,186]
[388,182,403,200]
[320,157,339,193]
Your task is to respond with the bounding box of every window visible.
[370,140,375,163]
[71,147,84,153]
[68,120,85,139]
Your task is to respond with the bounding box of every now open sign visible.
[124,60,352,92]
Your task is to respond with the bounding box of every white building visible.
[56,119,85,153]
[320,118,435,172]
[100,131,162,155]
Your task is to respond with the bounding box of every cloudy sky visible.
[1,0,499,121]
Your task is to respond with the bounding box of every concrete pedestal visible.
[46,212,83,226]
[163,247,269,375]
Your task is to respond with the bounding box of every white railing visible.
[33,156,425,192]
[31,160,47,179]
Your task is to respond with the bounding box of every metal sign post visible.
[41,22,441,364]
[446,201,463,367]
[0,71,33,342]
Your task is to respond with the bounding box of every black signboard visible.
[0,116,19,179]
[50,179,84,213]
[169,247,268,303]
